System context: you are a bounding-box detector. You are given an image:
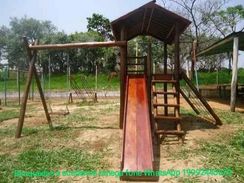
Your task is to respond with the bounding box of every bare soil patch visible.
[0,97,243,182]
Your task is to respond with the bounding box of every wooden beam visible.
[174,23,181,132]
[16,45,36,138]
[16,38,53,138]
[120,27,127,129]
[179,88,200,114]
[29,41,127,50]
[164,43,168,74]
[230,37,239,112]
[165,24,175,40]
[181,72,222,125]
[146,8,154,33]
[141,8,148,33]
[147,37,152,127]
[33,66,53,129]
[197,37,233,57]
[174,24,180,96]
[30,40,53,129]
[163,43,168,115]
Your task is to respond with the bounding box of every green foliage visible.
[87,13,113,40]
[5,17,57,69]
[0,26,10,58]
[210,4,244,34]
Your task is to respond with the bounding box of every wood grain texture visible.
[122,75,153,173]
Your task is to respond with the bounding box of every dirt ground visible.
[0,96,243,182]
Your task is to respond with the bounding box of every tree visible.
[87,13,113,40]
[205,5,244,36]
[168,0,228,74]
[5,16,56,69]
[67,31,105,73]
[0,26,10,61]
[41,31,69,74]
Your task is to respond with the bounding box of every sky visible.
[0,0,155,34]
[0,0,244,67]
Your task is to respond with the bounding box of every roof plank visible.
[197,31,244,57]
[111,1,191,43]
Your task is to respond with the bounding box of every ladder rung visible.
[152,80,177,83]
[153,103,179,107]
[127,63,144,65]
[153,91,177,95]
[156,130,185,135]
[152,74,174,80]
[154,115,181,121]
[127,70,144,72]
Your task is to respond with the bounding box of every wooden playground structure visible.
[16,1,222,181]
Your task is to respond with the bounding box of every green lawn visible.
[0,109,19,122]
[1,69,244,92]
[195,69,244,85]
[0,72,120,92]
[0,99,243,182]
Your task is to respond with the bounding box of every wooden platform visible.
[121,75,154,181]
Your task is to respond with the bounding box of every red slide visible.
[121,75,154,181]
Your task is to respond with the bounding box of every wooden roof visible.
[111,0,191,44]
[197,31,244,57]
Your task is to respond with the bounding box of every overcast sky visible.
[0,0,243,67]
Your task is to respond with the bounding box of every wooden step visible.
[127,70,144,73]
[153,103,179,108]
[153,91,177,95]
[154,115,181,121]
[152,74,173,80]
[126,63,144,66]
[156,130,185,135]
[152,79,176,84]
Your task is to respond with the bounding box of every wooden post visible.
[33,66,52,128]
[119,27,127,129]
[16,51,37,138]
[230,37,239,112]
[174,23,181,132]
[17,67,20,105]
[164,43,168,115]
[174,24,180,100]
[192,40,199,90]
[16,38,52,138]
[147,37,152,123]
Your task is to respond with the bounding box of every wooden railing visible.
[181,72,222,125]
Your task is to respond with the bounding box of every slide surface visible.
[121,75,154,175]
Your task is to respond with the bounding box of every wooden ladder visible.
[152,74,185,142]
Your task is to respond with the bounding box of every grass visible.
[172,129,244,183]
[172,107,244,182]
[198,130,244,182]
[1,69,244,92]
[216,110,244,124]
[0,72,120,92]
[0,148,107,182]
[0,105,112,182]
[0,109,19,122]
[196,69,244,85]
[0,96,243,182]
[0,100,120,182]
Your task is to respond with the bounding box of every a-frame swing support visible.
[16,37,53,138]
[16,37,127,138]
